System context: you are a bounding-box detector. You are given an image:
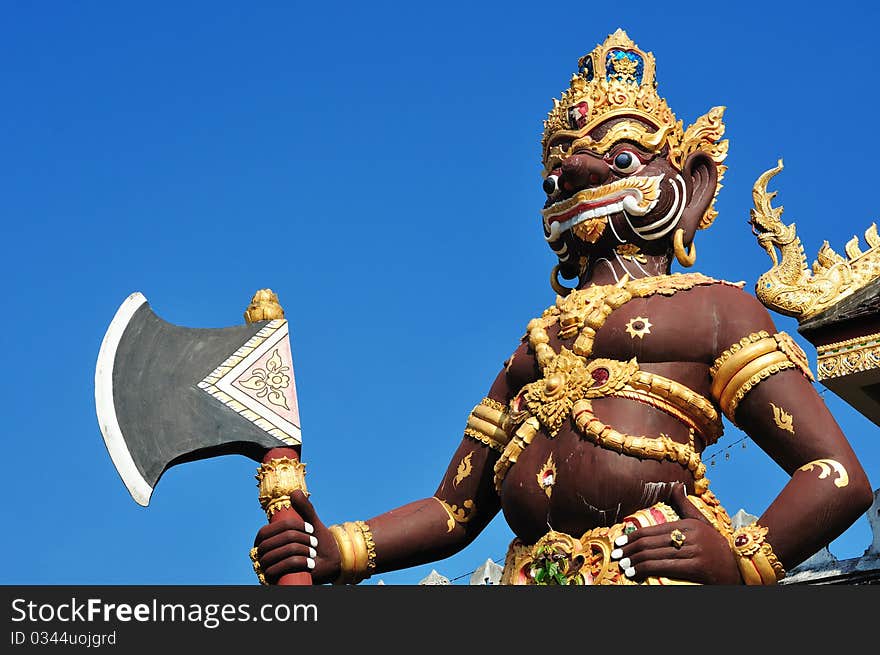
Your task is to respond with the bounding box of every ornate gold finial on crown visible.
[541,29,728,229]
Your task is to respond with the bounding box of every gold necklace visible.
[527,272,722,368]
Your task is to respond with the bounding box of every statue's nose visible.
[560,153,611,192]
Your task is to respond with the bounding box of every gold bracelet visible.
[731,524,785,585]
[329,521,376,584]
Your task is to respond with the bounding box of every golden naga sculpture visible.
[749,160,880,321]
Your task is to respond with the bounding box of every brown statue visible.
[250,29,873,585]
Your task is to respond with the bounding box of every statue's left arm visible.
[708,294,873,581]
[616,286,873,584]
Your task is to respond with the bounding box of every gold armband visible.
[711,331,812,421]
[329,520,377,585]
[464,397,512,453]
[731,524,785,585]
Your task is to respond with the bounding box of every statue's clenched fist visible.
[252,492,341,585]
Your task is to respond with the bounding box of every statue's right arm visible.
[253,340,538,584]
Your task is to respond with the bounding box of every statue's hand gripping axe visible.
[94,289,311,585]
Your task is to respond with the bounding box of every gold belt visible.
[500,495,732,585]
[519,355,723,446]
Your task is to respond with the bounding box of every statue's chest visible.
[534,284,720,366]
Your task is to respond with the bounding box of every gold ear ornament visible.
[550,264,578,297]
[673,228,696,267]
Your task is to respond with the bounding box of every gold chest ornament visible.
[494,273,738,494]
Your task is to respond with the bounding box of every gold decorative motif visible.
[798,459,849,488]
[582,357,640,398]
[433,497,476,533]
[237,349,292,410]
[750,160,880,321]
[774,332,815,381]
[616,244,648,263]
[244,288,285,324]
[454,451,474,487]
[255,457,308,519]
[816,332,880,381]
[566,123,671,163]
[624,273,728,298]
[537,454,557,498]
[770,403,794,434]
[523,348,591,436]
[625,316,652,339]
[541,30,727,228]
[731,524,785,585]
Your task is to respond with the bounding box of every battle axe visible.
[94,289,312,585]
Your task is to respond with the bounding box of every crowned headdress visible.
[541,29,728,229]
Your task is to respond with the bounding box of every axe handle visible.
[262,447,313,586]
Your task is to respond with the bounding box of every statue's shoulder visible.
[683,274,779,349]
[624,272,747,300]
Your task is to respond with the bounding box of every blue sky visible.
[2,1,878,586]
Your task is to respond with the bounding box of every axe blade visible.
[95,292,303,506]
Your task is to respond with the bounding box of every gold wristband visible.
[329,521,376,584]
[731,524,785,585]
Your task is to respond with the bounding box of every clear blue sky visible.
[2,1,878,586]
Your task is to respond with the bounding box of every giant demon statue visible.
[250,29,872,585]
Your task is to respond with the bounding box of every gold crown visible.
[541,29,729,229]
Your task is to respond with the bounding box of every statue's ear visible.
[677,151,718,245]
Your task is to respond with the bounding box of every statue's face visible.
[541,117,685,270]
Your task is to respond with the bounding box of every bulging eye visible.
[609,150,642,174]
[543,174,560,196]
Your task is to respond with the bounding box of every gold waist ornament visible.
[501,493,732,585]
